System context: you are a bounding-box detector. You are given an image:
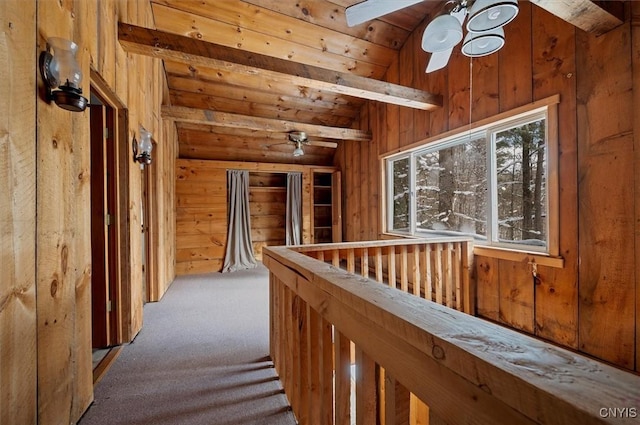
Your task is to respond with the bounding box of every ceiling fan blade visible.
[424,7,466,73]
[308,141,338,149]
[346,0,424,27]
[426,48,453,73]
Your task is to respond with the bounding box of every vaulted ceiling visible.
[119,0,625,165]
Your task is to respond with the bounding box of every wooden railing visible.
[263,239,640,425]
[289,237,474,315]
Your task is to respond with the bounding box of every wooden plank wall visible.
[0,2,37,424]
[176,159,228,274]
[176,159,324,275]
[345,3,639,371]
[0,0,177,424]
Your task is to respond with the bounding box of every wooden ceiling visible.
[118,1,625,166]
[137,0,440,165]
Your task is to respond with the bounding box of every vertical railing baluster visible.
[400,245,408,292]
[361,248,369,278]
[461,240,474,315]
[355,347,376,425]
[299,298,310,424]
[388,246,396,288]
[423,245,432,302]
[385,372,410,425]
[321,321,334,425]
[412,245,420,297]
[283,286,293,408]
[347,249,355,273]
[375,247,383,283]
[452,243,461,312]
[308,306,322,425]
[270,274,277,367]
[291,295,302,417]
[332,249,340,268]
[318,250,325,263]
[335,331,351,425]
[444,243,453,308]
[434,244,443,305]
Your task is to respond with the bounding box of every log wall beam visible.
[531,0,624,35]
[162,105,372,141]
[118,23,442,111]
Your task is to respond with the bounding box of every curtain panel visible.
[222,170,258,273]
[286,172,302,246]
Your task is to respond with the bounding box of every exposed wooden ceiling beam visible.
[531,0,624,35]
[162,105,372,141]
[118,23,442,111]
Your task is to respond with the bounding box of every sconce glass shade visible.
[133,126,153,165]
[292,141,304,157]
[461,26,505,57]
[39,37,87,112]
[47,38,82,89]
[466,0,518,33]
[421,14,463,53]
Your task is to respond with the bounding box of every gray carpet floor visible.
[79,264,297,425]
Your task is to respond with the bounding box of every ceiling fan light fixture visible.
[293,141,304,157]
[421,14,463,53]
[466,0,518,33]
[461,26,505,57]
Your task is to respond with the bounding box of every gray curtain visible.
[286,172,302,246]
[222,170,258,273]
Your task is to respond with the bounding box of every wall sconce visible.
[132,126,153,166]
[39,37,88,112]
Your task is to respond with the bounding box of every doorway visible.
[90,92,118,348]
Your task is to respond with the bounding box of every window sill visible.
[473,246,564,268]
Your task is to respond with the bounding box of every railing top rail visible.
[264,245,640,425]
[285,237,473,253]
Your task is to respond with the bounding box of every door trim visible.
[90,69,132,344]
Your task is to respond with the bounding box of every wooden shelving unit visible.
[312,171,341,243]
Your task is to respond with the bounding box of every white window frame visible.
[382,96,560,258]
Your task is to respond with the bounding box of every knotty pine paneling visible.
[0,2,37,424]
[530,6,579,350]
[176,159,332,274]
[349,3,640,370]
[3,0,178,423]
[576,19,635,369]
[36,1,93,422]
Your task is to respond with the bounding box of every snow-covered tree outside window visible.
[384,103,555,254]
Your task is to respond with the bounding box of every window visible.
[385,100,558,255]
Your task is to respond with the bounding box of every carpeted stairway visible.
[79,264,296,425]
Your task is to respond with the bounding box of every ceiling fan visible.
[274,131,338,157]
[289,131,308,157]
[345,0,519,73]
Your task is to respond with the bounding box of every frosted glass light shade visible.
[293,142,304,157]
[461,27,505,57]
[466,0,518,32]
[422,14,463,53]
